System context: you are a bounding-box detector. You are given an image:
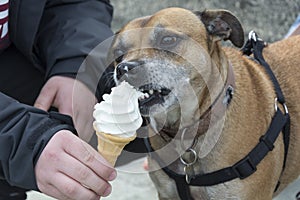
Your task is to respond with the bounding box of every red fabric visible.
[0,0,10,52]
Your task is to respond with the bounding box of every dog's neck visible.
[149,50,236,174]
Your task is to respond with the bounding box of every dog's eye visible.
[160,36,178,46]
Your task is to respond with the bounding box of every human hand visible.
[34,76,97,142]
[35,130,116,200]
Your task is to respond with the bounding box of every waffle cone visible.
[96,131,136,166]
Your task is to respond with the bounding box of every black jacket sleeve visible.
[10,0,113,97]
[1,0,113,190]
[0,93,77,190]
[35,0,113,76]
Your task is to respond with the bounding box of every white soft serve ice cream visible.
[93,81,143,138]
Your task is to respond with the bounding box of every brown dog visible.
[110,7,300,200]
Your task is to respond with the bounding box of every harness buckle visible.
[232,156,257,179]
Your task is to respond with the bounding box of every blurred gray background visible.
[110,0,300,43]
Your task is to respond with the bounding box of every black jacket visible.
[0,0,113,190]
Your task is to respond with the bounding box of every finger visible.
[72,80,97,141]
[34,84,56,111]
[52,172,102,200]
[57,100,73,117]
[57,150,112,196]
[64,134,117,181]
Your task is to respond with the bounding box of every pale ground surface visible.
[27,157,299,200]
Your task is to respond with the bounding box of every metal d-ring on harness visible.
[180,128,198,184]
[144,31,291,200]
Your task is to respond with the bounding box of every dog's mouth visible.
[138,84,171,115]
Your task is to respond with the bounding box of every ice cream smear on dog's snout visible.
[93,81,144,165]
[93,81,143,137]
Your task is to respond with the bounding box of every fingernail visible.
[108,171,117,181]
[103,186,112,197]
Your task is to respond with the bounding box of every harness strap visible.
[145,108,287,185]
[145,100,288,200]
[242,31,285,103]
[242,31,290,174]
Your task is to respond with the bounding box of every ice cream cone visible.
[96,131,137,166]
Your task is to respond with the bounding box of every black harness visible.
[144,31,291,200]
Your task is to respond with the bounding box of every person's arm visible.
[32,0,113,141]
[35,0,113,92]
[0,92,76,189]
[0,92,116,199]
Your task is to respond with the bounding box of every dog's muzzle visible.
[115,61,172,116]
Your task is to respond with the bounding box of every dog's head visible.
[109,7,243,131]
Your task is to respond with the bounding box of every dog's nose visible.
[116,61,139,79]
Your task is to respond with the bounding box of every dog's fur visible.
[110,7,300,200]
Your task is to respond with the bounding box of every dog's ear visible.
[194,9,244,47]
